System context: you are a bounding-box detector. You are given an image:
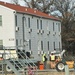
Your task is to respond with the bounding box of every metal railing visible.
[1,46,38,75]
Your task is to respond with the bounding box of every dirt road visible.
[0,71,74,75]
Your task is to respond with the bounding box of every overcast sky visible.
[0,0,27,6]
[0,0,11,3]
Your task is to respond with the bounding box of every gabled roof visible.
[0,1,60,21]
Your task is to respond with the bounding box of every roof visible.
[0,1,60,21]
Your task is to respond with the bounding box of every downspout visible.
[22,15,25,50]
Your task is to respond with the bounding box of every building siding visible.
[0,5,15,47]
[0,4,62,60]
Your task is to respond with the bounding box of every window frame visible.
[41,41,43,50]
[29,39,31,50]
[53,22,54,31]
[47,41,49,50]
[58,23,60,32]
[0,15,2,26]
[40,20,42,29]
[15,15,17,26]
[53,42,55,50]
[0,40,3,49]
[59,42,61,50]
[16,39,18,46]
[37,19,39,29]
[28,18,30,28]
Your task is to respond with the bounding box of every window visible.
[29,39,31,50]
[37,19,39,29]
[15,15,17,26]
[22,16,25,41]
[41,41,43,50]
[48,41,49,50]
[16,39,18,46]
[59,42,60,50]
[0,15,2,26]
[74,13,75,17]
[53,42,55,50]
[28,18,30,28]
[38,40,41,50]
[58,23,60,31]
[0,40,3,49]
[47,21,49,30]
[20,39,22,45]
[40,20,42,29]
[53,22,54,31]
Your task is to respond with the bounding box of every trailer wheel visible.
[56,61,66,72]
[6,65,12,72]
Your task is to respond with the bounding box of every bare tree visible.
[53,0,75,53]
[11,0,18,4]
[11,0,54,12]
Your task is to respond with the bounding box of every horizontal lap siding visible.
[0,5,15,47]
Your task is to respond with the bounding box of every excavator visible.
[55,50,66,72]
[51,50,74,72]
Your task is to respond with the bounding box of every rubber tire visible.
[6,65,12,72]
[56,61,66,72]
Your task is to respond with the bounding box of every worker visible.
[50,53,56,69]
[42,53,47,69]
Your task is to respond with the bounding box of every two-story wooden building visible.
[0,1,62,60]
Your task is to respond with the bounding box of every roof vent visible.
[4,2,7,4]
[34,10,36,13]
[25,8,27,11]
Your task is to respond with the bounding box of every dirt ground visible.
[37,71,74,75]
[0,71,75,75]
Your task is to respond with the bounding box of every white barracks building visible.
[0,1,62,60]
